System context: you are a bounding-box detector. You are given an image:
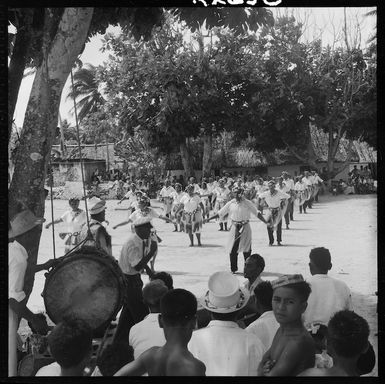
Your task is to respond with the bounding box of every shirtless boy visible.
[114,289,206,376]
[298,310,371,376]
[258,274,315,376]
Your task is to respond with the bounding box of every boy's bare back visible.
[260,326,315,376]
[144,345,206,376]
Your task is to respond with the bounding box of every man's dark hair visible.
[97,340,134,376]
[254,281,273,310]
[246,253,265,271]
[309,247,332,270]
[48,318,92,369]
[283,281,312,302]
[151,271,174,290]
[327,310,370,358]
[160,289,197,326]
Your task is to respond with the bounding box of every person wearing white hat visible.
[188,271,265,376]
[8,210,54,376]
[78,197,112,255]
[45,197,86,254]
[113,216,158,342]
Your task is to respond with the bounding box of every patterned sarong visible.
[182,209,203,233]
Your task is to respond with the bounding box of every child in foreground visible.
[298,310,371,376]
[258,274,315,376]
[114,288,206,376]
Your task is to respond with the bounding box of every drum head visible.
[43,247,125,332]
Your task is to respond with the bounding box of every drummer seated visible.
[36,317,92,376]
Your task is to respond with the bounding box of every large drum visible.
[42,246,126,335]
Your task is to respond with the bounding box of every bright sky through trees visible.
[11,7,376,129]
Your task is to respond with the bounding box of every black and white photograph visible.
[6,4,378,378]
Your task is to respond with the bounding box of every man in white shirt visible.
[302,171,314,208]
[303,247,353,329]
[204,187,264,273]
[212,179,231,231]
[9,210,55,376]
[188,271,265,376]
[246,281,280,352]
[277,176,292,230]
[282,172,295,221]
[114,217,158,342]
[129,280,168,359]
[312,171,324,202]
[258,181,290,246]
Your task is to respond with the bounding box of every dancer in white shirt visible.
[258,181,290,246]
[176,184,205,247]
[158,179,176,218]
[205,186,264,273]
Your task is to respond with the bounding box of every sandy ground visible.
[26,192,378,375]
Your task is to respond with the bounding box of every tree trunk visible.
[9,7,94,301]
[202,134,213,178]
[327,139,355,181]
[8,8,34,143]
[180,138,194,179]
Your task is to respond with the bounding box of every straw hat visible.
[200,271,250,313]
[9,210,45,238]
[87,197,106,215]
[271,274,305,290]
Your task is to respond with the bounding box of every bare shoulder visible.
[167,351,206,376]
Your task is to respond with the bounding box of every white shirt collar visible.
[207,320,239,328]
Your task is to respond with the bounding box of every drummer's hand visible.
[30,314,49,335]
[45,223,50,229]
[58,232,67,240]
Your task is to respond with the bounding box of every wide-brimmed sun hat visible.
[9,210,46,238]
[200,271,250,313]
[87,196,106,215]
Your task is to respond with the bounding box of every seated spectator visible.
[258,274,315,376]
[308,323,333,369]
[188,271,265,376]
[36,317,92,376]
[303,247,353,329]
[150,271,174,290]
[129,280,168,360]
[115,289,205,376]
[245,281,280,351]
[91,339,134,376]
[298,310,371,376]
[237,254,266,327]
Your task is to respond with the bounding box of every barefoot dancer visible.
[177,184,204,247]
[205,186,265,273]
[212,179,231,231]
[170,183,186,232]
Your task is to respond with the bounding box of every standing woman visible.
[177,184,205,247]
[213,179,231,231]
[45,197,87,254]
[170,183,186,232]
[198,181,212,220]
